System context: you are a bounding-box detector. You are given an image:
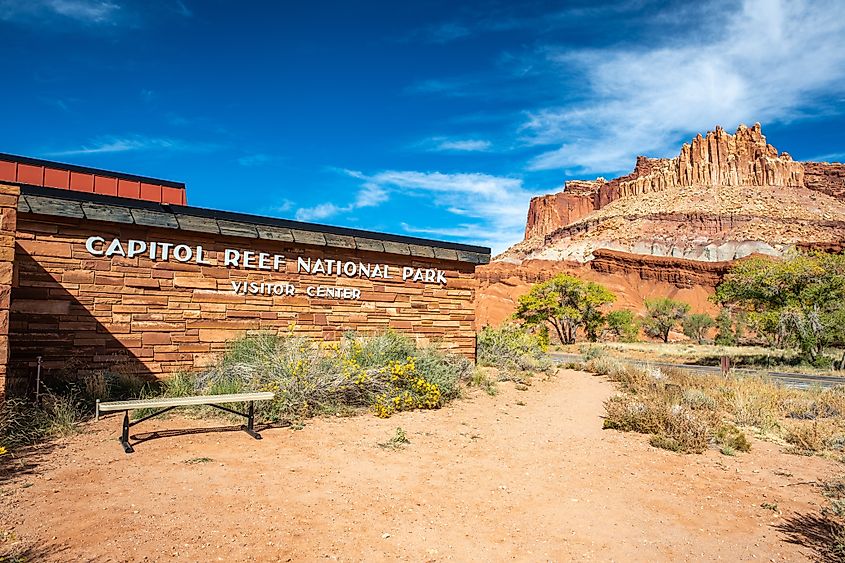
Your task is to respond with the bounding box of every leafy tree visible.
[604,310,639,342]
[714,253,845,362]
[714,308,737,346]
[682,313,714,344]
[514,274,615,344]
[642,297,691,343]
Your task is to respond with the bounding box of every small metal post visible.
[35,356,42,405]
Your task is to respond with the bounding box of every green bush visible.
[147,330,472,424]
[477,323,551,372]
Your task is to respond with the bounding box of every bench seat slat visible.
[98,392,275,412]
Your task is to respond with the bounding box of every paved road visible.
[550,352,845,389]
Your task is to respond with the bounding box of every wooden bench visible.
[96,392,275,454]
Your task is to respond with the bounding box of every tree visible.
[605,310,639,342]
[682,313,714,344]
[642,297,690,343]
[714,253,845,363]
[514,274,616,344]
[714,308,736,345]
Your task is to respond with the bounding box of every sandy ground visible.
[1,369,840,562]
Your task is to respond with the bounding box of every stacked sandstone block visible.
[10,214,477,383]
[0,184,18,397]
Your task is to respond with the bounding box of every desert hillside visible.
[477,124,845,325]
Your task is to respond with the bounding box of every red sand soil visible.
[1,370,838,561]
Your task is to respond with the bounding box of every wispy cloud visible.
[297,170,546,252]
[806,152,845,163]
[47,134,220,156]
[0,0,121,24]
[522,0,845,173]
[407,2,649,44]
[174,0,191,18]
[295,175,388,222]
[419,136,493,153]
[263,199,295,215]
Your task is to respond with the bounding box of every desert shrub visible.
[785,420,839,454]
[603,394,665,434]
[345,330,418,368]
[580,345,605,360]
[584,355,625,377]
[582,344,845,456]
[722,377,785,431]
[413,347,472,401]
[469,368,499,396]
[682,388,718,411]
[477,323,551,372]
[603,394,715,453]
[143,330,472,424]
[661,405,715,453]
[714,423,752,452]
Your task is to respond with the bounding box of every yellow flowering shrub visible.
[372,357,442,418]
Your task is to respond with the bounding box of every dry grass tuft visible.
[584,356,845,457]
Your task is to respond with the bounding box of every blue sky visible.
[2,0,845,253]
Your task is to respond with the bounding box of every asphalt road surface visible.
[550,352,845,389]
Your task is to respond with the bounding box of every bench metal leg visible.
[120,410,135,454]
[243,401,261,440]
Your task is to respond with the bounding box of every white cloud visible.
[296,202,341,222]
[295,181,388,222]
[296,170,545,253]
[428,138,492,152]
[47,134,220,156]
[0,0,120,24]
[522,0,845,173]
[805,152,845,163]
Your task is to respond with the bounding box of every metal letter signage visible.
[83,236,448,301]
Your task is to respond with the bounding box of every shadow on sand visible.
[776,511,844,563]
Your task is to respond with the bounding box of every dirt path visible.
[1,369,838,561]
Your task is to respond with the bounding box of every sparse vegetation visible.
[0,393,86,455]
[476,323,551,373]
[151,330,473,423]
[1,331,478,458]
[378,427,410,450]
[583,355,845,457]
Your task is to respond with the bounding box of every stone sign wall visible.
[7,212,479,390]
[0,185,17,398]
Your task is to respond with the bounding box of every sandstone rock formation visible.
[476,124,845,325]
[508,123,845,264]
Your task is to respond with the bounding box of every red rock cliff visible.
[804,161,845,200]
[524,123,813,239]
